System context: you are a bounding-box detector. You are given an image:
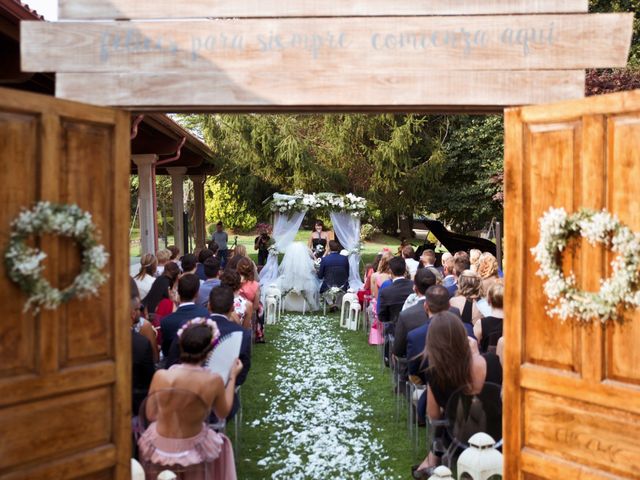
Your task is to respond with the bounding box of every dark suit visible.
[132,330,155,415]
[406,306,468,379]
[317,252,350,293]
[378,278,414,324]
[160,303,210,357]
[393,299,428,358]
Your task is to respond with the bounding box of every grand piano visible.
[414,218,497,258]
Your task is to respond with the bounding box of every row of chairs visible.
[366,302,503,479]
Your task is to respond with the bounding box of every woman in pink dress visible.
[138,318,242,480]
[368,251,393,345]
[237,257,264,342]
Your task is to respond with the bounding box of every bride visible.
[277,242,320,312]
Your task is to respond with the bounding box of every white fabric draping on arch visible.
[329,211,363,290]
[259,207,307,290]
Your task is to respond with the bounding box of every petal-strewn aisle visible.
[236,313,413,480]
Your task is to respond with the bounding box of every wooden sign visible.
[21,15,632,73]
[20,14,632,109]
[54,70,585,110]
[58,0,588,20]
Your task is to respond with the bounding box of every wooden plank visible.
[524,391,640,478]
[521,449,623,480]
[21,14,633,73]
[55,70,585,109]
[503,106,525,480]
[58,0,589,20]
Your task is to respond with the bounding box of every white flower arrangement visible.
[269,192,367,217]
[5,201,109,313]
[531,207,640,324]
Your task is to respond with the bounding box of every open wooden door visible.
[504,90,640,478]
[0,87,130,479]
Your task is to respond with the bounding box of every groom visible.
[318,240,350,294]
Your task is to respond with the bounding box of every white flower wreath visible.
[531,207,640,324]
[5,201,109,313]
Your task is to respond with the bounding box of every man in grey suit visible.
[392,268,437,359]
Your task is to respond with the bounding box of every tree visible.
[204,178,257,232]
[425,116,504,233]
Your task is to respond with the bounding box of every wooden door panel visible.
[505,89,640,479]
[0,87,130,480]
[0,112,39,378]
[523,391,640,478]
[606,114,640,387]
[0,388,112,471]
[59,120,115,367]
[523,123,581,372]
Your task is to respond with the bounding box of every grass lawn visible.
[232,312,426,479]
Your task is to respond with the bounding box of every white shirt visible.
[134,274,155,300]
[405,258,419,278]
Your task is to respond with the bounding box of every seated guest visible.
[441,252,454,280]
[450,270,484,326]
[197,257,222,309]
[181,253,198,276]
[208,286,252,419]
[418,249,442,284]
[138,320,241,479]
[146,262,181,349]
[446,254,471,297]
[167,245,181,269]
[226,244,259,279]
[318,240,350,294]
[155,248,171,277]
[407,285,467,381]
[220,270,253,329]
[134,253,158,300]
[196,248,215,282]
[469,248,482,273]
[237,257,263,342]
[412,311,502,478]
[393,269,436,359]
[131,294,155,414]
[378,257,414,325]
[478,252,500,296]
[474,280,504,353]
[160,274,209,357]
[207,241,219,257]
[403,245,420,279]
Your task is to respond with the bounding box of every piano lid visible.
[418,218,496,256]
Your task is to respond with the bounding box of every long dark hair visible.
[424,311,472,394]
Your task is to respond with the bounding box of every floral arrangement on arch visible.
[269,191,367,216]
[531,207,640,324]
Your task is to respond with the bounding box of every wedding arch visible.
[259,191,367,292]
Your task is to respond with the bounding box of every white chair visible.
[265,295,279,325]
[264,284,282,322]
[156,471,177,480]
[131,459,145,480]
[456,433,503,480]
[348,302,361,331]
[340,290,358,328]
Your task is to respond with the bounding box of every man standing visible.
[212,221,229,268]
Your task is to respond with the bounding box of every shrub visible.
[360,223,378,242]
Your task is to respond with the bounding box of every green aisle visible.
[233,313,421,479]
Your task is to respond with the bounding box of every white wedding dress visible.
[277,242,320,312]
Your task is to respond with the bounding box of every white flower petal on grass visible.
[258,313,395,479]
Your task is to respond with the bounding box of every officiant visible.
[308,220,331,259]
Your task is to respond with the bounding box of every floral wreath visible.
[531,207,640,324]
[5,201,109,313]
[177,317,221,347]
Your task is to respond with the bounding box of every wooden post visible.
[190,175,206,249]
[166,167,187,253]
[496,221,503,271]
[132,154,158,256]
